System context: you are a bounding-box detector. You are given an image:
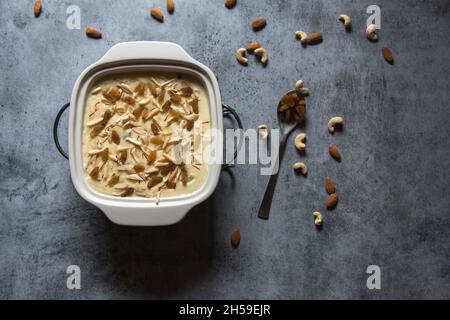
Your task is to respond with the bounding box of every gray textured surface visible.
[1,0,449,299]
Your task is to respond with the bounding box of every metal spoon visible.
[258,90,302,220]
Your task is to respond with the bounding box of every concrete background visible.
[1,0,449,299]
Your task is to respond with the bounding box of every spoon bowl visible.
[258,90,305,220]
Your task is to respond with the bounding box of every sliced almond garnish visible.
[117,164,134,172]
[165,181,177,189]
[143,108,160,121]
[87,117,104,127]
[107,174,120,187]
[131,127,147,136]
[126,174,144,181]
[147,176,163,189]
[111,130,121,145]
[170,94,182,103]
[182,114,200,121]
[88,147,108,156]
[138,97,152,106]
[168,137,182,144]
[151,122,161,135]
[90,125,103,138]
[89,167,100,180]
[148,81,158,97]
[145,150,157,163]
[125,137,142,146]
[122,95,136,105]
[135,82,145,95]
[133,164,145,173]
[119,83,132,94]
[160,162,176,176]
[163,152,178,164]
[150,135,164,145]
[113,183,129,190]
[108,154,120,164]
[180,87,194,97]
[120,187,134,197]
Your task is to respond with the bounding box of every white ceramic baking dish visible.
[53,41,242,226]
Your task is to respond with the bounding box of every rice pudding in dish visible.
[82,72,211,202]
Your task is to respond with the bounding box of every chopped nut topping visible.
[84,75,210,203]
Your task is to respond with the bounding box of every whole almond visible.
[328,145,341,162]
[307,32,323,44]
[252,17,267,31]
[325,177,336,195]
[225,0,237,9]
[326,193,339,210]
[85,27,102,39]
[34,0,42,17]
[246,41,261,53]
[382,47,394,64]
[230,227,241,247]
[151,7,164,22]
[167,0,175,14]
[111,130,120,145]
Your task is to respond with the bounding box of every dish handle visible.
[222,104,244,169]
[53,102,70,160]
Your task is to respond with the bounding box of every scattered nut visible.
[225,0,236,9]
[151,7,164,22]
[294,133,307,151]
[34,0,42,17]
[307,32,323,45]
[120,187,134,197]
[252,17,267,31]
[293,162,308,175]
[258,124,269,139]
[246,41,261,53]
[338,14,352,31]
[328,116,344,133]
[85,27,102,39]
[366,24,378,41]
[254,47,268,65]
[326,193,338,210]
[328,145,341,162]
[235,48,248,65]
[167,0,175,14]
[230,227,241,247]
[325,177,336,195]
[313,212,323,227]
[295,30,308,44]
[382,47,394,64]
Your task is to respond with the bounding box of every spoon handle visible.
[258,135,287,220]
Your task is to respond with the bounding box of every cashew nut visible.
[338,14,351,31]
[294,133,306,151]
[313,211,323,227]
[366,24,378,41]
[295,80,304,90]
[254,47,268,65]
[293,162,308,175]
[295,30,308,44]
[235,48,248,65]
[258,124,269,139]
[328,116,344,133]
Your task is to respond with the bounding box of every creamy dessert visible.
[82,72,211,202]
